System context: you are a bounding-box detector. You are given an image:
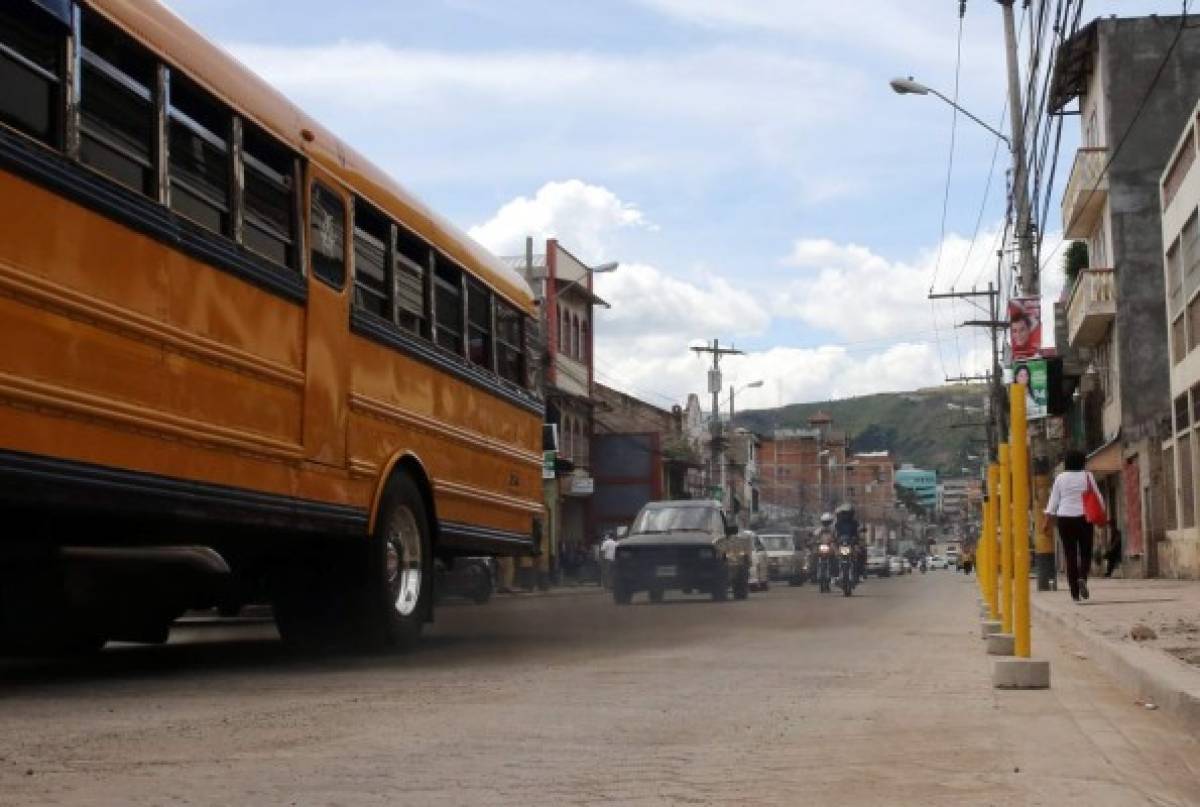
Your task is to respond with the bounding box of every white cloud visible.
[468,180,650,263]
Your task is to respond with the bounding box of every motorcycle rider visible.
[812,512,836,590]
[833,504,861,587]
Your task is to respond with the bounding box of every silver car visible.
[756,532,803,584]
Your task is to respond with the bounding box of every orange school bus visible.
[0,0,544,651]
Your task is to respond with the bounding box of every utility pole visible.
[1000,0,1056,590]
[929,283,1006,455]
[691,339,743,506]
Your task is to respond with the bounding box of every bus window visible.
[242,124,297,269]
[352,199,390,319]
[495,301,525,387]
[467,278,493,370]
[79,11,156,196]
[434,258,463,355]
[0,4,64,147]
[310,183,346,289]
[394,225,428,336]
[167,73,230,236]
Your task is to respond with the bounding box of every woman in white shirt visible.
[1040,449,1105,602]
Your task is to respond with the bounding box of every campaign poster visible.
[1008,297,1042,360]
[1011,359,1048,420]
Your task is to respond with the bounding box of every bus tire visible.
[361,472,432,649]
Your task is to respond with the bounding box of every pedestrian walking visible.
[600,533,618,590]
[1040,449,1106,602]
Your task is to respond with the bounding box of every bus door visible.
[301,168,352,467]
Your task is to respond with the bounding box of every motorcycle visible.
[838,541,855,597]
[815,542,833,593]
[919,558,927,574]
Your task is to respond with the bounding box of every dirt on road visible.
[2,573,1198,806]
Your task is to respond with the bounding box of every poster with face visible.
[1008,297,1042,360]
[1011,359,1047,420]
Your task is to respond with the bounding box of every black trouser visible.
[1057,516,1093,599]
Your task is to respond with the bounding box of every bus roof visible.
[96,0,536,317]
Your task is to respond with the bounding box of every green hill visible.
[734,385,989,476]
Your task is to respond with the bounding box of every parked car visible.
[901,557,912,574]
[866,547,889,577]
[612,500,752,604]
[928,555,948,570]
[757,532,803,584]
[887,555,904,576]
[748,533,770,592]
[434,557,495,604]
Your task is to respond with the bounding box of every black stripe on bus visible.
[0,449,367,537]
[439,521,536,556]
[0,126,307,304]
[350,309,546,417]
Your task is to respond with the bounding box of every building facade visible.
[508,239,608,582]
[895,464,938,514]
[1159,99,1200,578]
[1051,15,1200,576]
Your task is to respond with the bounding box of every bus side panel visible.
[346,334,542,540]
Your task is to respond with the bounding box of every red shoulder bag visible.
[1081,472,1108,527]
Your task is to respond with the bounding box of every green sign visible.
[543,450,556,480]
[1011,359,1047,420]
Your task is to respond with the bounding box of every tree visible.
[1062,241,1089,290]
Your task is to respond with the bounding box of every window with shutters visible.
[1165,444,1178,531]
[467,278,493,370]
[394,226,428,336]
[79,11,156,196]
[1181,432,1195,529]
[310,183,345,289]
[168,74,230,235]
[352,199,390,319]
[242,124,297,269]
[0,4,63,147]
[434,258,464,355]
[496,301,525,387]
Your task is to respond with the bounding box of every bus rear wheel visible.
[361,473,432,649]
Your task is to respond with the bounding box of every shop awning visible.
[1086,431,1122,478]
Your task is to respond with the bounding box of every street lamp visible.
[728,379,763,424]
[889,76,1012,149]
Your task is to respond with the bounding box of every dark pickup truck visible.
[612,500,752,604]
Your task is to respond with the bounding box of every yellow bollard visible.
[985,463,1001,621]
[999,443,1013,635]
[1010,383,1032,658]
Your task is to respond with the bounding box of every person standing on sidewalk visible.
[1040,449,1106,602]
[600,533,618,590]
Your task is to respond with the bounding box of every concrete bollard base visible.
[992,658,1051,689]
[987,632,1015,655]
[980,620,1002,639]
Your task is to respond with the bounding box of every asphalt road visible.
[1,571,1198,806]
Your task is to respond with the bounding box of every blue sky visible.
[168,0,1175,411]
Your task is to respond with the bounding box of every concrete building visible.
[1158,99,1200,578]
[845,451,898,544]
[590,383,701,538]
[1050,15,1200,576]
[725,428,761,526]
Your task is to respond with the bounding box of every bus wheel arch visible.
[371,452,439,553]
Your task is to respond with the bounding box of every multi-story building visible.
[507,238,608,580]
[845,451,897,544]
[725,428,761,527]
[1050,15,1200,576]
[1158,99,1200,578]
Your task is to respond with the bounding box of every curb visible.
[1031,596,1200,737]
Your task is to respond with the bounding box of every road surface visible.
[2,571,1198,806]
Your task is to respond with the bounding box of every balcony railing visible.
[1066,267,1116,349]
[1061,147,1108,238]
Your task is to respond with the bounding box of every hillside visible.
[734,385,989,476]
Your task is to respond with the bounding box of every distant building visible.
[895,464,938,513]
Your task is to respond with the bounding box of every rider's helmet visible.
[819,512,834,526]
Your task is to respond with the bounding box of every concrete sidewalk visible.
[1031,578,1200,735]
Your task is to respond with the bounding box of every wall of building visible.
[1103,17,1200,439]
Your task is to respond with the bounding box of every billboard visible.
[1008,297,1042,360]
[1011,359,1048,420]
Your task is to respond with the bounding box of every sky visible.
[167,0,1179,413]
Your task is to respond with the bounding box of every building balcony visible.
[1066,268,1116,349]
[1061,147,1108,238]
